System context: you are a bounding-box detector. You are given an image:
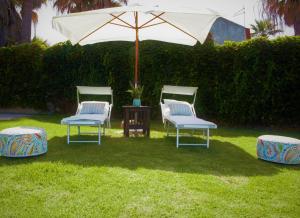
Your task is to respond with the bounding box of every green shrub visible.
[0,41,45,108]
[0,37,299,126]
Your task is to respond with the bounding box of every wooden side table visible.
[123,106,150,137]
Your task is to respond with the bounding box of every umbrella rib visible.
[139,21,166,29]
[110,22,134,29]
[110,13,134,28]
[139,12,165,28]
[78,12,126,44]
[150,13,198,41]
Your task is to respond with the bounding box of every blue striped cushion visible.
[80,102,105,114]
[168,103,192,116]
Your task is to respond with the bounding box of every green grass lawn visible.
[0,115,299,217]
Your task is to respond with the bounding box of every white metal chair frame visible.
[165,119,211,149]
[76,86,113,128]
[160,85,214,148]
[67,121,103,145]
[66,86,113,145]
[160,85,197,123]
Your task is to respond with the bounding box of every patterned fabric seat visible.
[0,127,47,157]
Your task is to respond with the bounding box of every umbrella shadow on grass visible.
[1,133,296,177]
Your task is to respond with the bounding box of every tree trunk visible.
[20,0,33,43]
[294,19,300,36]
[0,0,10,46]
[0,0,22,46]
[0,27,5,46]
[104,0,112,8]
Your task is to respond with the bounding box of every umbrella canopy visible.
[52,4,220,85]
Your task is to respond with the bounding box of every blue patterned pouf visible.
[257,135,300,165]
[0,127,47,157]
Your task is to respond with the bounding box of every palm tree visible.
[16,0,47,42]
[0,0,22,46]
[53,0,127,14]
[262,0,300,35]
[19,0,34,42]
[0,0,45,45]
[251,19,282,37]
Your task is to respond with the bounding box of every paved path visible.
[0,114,32,120]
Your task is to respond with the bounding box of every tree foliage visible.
[53,0,127,13]
[262,0,300,35]
[251,19,282,37]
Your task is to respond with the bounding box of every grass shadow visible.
[0,133,291,177]
[1,115,299,177]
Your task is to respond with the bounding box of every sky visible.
[35,0,294,45]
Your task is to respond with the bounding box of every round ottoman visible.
[257,135,300,164]
[0,127,47,157]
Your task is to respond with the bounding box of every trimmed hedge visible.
[0,42,45,108]
[0,37,299,126]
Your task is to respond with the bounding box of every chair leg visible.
[207,128,210,149]
[167,122,170,136]
[77,126,80,136]
[67,125,70,144]
[98,125,101,145]
[176,128,179,148]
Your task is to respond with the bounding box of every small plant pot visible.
[133,98,141,107]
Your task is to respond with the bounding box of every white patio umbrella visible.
[52,4,220,86]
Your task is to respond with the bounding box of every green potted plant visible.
[128,82,143,107]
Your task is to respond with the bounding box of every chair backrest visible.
[76,86,113,105]
[160,85,198,105]
[78,101,109,115]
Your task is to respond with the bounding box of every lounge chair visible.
[160,85,217,148]
[61,86,113,145]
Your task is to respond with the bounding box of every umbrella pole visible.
[134,12,139,87]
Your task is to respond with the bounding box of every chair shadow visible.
[1,132,297,177]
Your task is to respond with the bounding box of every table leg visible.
[147,128,150,137]
[124,109,129,137]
